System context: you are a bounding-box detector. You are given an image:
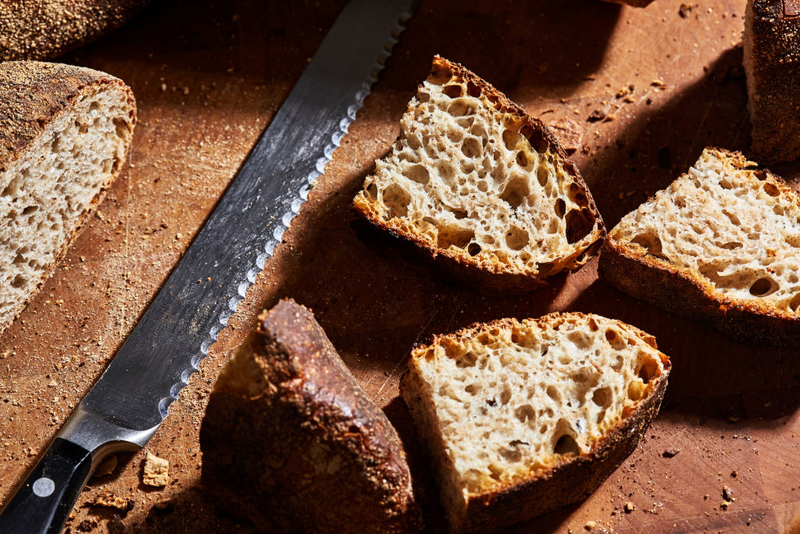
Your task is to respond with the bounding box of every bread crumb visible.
[143,451,169,487]
[584,520,597,531]
[91,492,134,512]
[624,501,636,513]
[662,448,680,458]
[679,3,692,18]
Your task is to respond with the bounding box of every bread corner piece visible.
[600,147,800,345]
[744,0,800,164]
[353,56,605,293]
[200,298,421,534]
[401,313,669,533]
[0,61,136,335]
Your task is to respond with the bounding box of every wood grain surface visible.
[1,0,800,532]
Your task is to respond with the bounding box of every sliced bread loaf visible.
[200,299,421,533]
[353,56,605,293]
[599,147,800,345]
[401,313,670,533]
[0,61,136,335]
[744,0,800,164]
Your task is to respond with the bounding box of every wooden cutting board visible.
[2,0,800,532]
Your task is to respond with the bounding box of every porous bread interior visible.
[406,314,665,515]
[355,63,598,277]
[0,83,132,333]
[610,148,800,313]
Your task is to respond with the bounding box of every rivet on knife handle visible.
[0,1,419,532]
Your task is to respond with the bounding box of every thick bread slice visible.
[599,147,800,345]
[401,313,670,533]
[0,1,152,61]
[353,56,605,293]
[200,299,421,534]
[744,0,800,164]
[0,61,136,335]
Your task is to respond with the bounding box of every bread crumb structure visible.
[0,61,136,335]
[401,312,670,533]
[354,56,604,292]
[600,147,800,345]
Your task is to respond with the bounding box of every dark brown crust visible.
[200,299,421,534]
[598,148,800,346]
[744,0,800,164]
[0,1,152,61]
[0,60,136,333]
[401,313,670,534]
[353,55,606,295]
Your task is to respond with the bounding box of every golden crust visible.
[0,1,152,61]
[599,147,800,346]
[200,299,422,534]
[353,56,606,294]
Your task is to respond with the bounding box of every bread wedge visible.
[599,147,800,346]
[744,0,800,164]
[200,299,421,533]
[0,61,136,336]
[401,313,670,533]
[353,56,605,293]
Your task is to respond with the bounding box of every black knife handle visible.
[0,438,93,534]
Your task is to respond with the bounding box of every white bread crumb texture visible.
[0,82,133,331]
[611,148,800,313]
[143,451,169,487]
[409,313,665,496]
[356,62,599,277]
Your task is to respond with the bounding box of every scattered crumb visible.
[650,79,665,88]
[624,501,636,513]
[584,520,597,531]
[730,470,738,478]
[662,448,680,458]
[679,3,693,18]
[91,492,134,512]
[588,110,605,122]
[722,485,734,501]
[143,451,169,487]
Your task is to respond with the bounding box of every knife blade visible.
[0,0,418,531]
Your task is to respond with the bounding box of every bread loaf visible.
[0,1,152,61]
[401,313,670,533]
[0,61,136,335]
[599,147,800,345]
[200,299,421,533]
[743,0,800,164]
[353,56,605,293]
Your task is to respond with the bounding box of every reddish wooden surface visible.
[2,0,800,532]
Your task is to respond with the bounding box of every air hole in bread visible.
[763,182,780,197]
[553,433,580,456]
[403,164,430,185]
[467,242,482,256]
[588,317,599,332]
[554,198,566,218]
[514,404,536,424]
[465,383,480,395]
[438,227,475,249]
[592,387,612,408]
[22,206,38,215]
[567,330,592,350]
[365,182,378,202]
[2,177,21,197]
[790,294,800,312]
[448,100,474,117]
[443,84,463,98]
[516,151,529,168]
[565,208,595,244]
[500,388,512,406]
[637,359,658,383]
[750,277,776,297]
[467,80,481,98]
[546,385,560,402]
[568,183,589,208]
[382,184,411,218]
[462,137,482,158]
[502,129,519,151]
[499,175,529,209]
[11,274,25,288]
[456,351,477,368]
[505,226,529,250]
[113,118,129,140]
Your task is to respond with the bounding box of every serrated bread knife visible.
[0,1,418,531]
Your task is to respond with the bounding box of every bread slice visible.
[401,313,670,533]
[599,147,800,345]
[0,1,152,61]
[353,56,605,293]
[744,0,800,164]
[0,61,136,335]
[200,299,421,533]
